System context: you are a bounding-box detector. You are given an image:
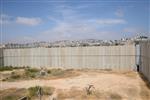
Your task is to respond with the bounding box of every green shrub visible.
[0,66,13,71]
[30,74,36,78]
[25,68,39,78]
[3,95,15,100]
[47,70,51,74]
[1,88,27,100]
[25,68,39,73]
[0,66,23,71]
[28,86,54,97]
[10,74,20,79]
[2,78,7,81]
[50,68,65,76]
[28,86,39,97]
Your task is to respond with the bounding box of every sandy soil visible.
[0,70,150,100]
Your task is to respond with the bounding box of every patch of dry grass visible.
[109,93,122,100]
[28,86,55,97]
[44,69,80,80]
[0,88,27,100]
[0,86,55,100]
[1,68,81,81]
[1,69,150,100]
[57,88,124,100]
[57,88,106,100]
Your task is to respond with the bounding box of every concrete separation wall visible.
[3,45,136,70]
[140,41,150,82]
[0,48,3,66]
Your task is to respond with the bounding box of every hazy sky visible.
[0,0,149,43]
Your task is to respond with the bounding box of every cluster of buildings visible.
[1,35,149,49]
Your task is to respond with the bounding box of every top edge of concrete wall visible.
[2,44,135,49]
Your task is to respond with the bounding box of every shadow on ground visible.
[138,72,150,89]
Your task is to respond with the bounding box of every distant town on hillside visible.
[1,35,149,49]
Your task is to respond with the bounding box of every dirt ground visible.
[0,69,150,100]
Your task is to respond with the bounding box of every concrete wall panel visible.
[140,41,150,82]
[2,45,136,70]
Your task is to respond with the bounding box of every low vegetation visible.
[0,66,25,71]
[57,88,102,99]
[0,87,122,100]
[56,87,124,100]
[28,86,40,97]
[1,69,150,100]
[0,88,27,100]
[0,86,55,100]
[109,93,122,100]
[24,68,39,78]
[1,67,80,81]
[46,68,79,79]
[2,71,22,81]
[28,86,54,97]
